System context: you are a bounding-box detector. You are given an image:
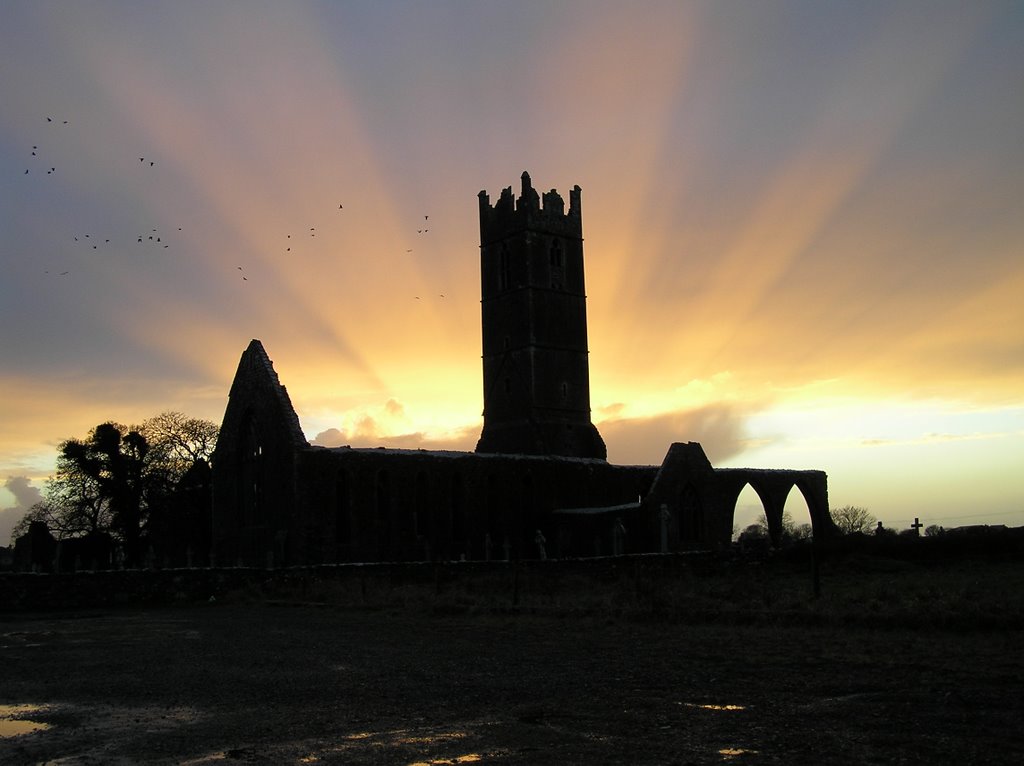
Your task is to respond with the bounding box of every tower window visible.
[549,239,563,267]
[561,381,569,402]
[499,244,511,291]
[549,239,564,289]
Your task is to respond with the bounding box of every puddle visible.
[681,702,746,711]
[719,747,759,759]
[0,704,51,738]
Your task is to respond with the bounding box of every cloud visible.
[311,400,757,465]
[598,403,756,466]
[312,424,477,453]
[860,431,1012,448]
[1,476,43,546]
[311,428,347,448]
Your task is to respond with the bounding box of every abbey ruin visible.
[210,173,834,566]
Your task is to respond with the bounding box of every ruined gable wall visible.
[211,340,308,566]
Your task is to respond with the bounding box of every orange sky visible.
[2,1,1022,540]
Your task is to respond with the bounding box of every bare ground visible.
[1,600,1022,765]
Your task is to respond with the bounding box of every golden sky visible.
[2,1,1022,539]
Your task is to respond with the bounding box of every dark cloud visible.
[598,403,758,466]
[1,476,43,546]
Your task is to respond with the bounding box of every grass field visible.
[2,546,1022,764]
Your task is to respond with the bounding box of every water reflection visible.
[409,755,482,765]
[680,702,746,711]
[0,704,51,738]
[292,726,496,765]
[719,747,760,759]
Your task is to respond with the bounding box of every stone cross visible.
[910,517,923,536]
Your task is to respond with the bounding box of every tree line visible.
[736,504,880,547]
[12,411,218,568]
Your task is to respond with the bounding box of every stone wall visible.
[0,554,721,612]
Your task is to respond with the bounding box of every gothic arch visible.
[237,408,263,529]
[725,480,770,538]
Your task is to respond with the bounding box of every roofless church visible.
[211,172,834,567]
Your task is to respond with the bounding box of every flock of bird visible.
[20,115,449,300]
[23,116,68,177]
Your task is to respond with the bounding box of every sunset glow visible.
[2,1,1022,540]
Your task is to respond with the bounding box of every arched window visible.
[237,411,262,528]
[451,474,466,555]
[680,484,703,547]
[376,470,391,557]
[549,239,564,289]
[499,244,511,291]
[335,469,351,550]
[414,472,429,538]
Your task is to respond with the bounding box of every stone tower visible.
[475,172,607,459]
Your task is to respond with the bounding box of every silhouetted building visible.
[211,173,834,566]
[477,172,605,458]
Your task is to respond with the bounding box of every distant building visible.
[211,173,833,566]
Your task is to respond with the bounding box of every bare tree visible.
[141,411,219,477]
[831,505,877,535]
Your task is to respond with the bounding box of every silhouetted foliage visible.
[14,412,218,567]
[831,505,877,535]
[59,422,150,565]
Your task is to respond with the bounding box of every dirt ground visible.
[1,601,1022,765]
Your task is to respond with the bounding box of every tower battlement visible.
[478,171,582,245]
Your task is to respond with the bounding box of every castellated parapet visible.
[478,171,583,245]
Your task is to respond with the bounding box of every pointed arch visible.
[237,408,263,528]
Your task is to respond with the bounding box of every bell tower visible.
[475,172,606,459]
